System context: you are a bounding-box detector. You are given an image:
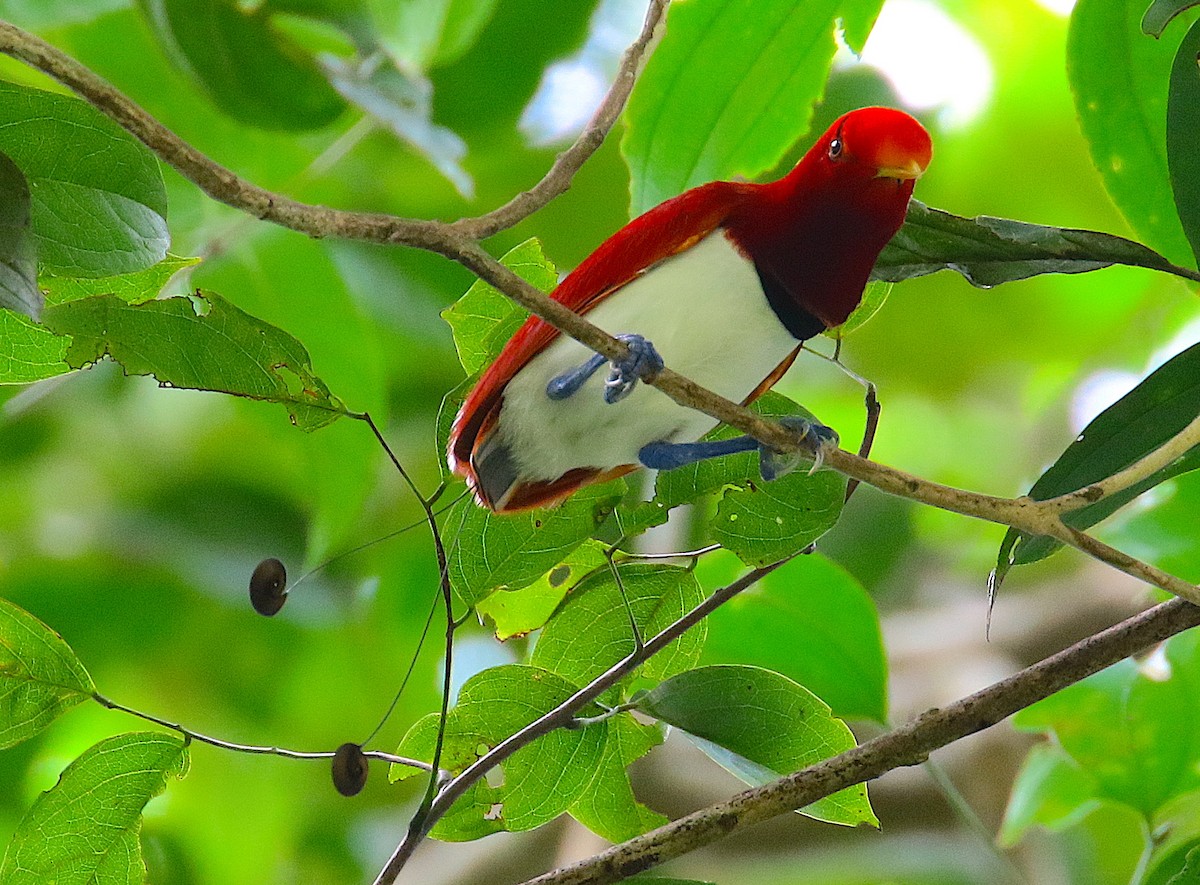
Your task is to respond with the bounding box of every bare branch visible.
[520,597,1200,885]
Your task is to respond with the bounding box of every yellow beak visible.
[875,158,926,181]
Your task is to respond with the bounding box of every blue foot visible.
[604,334,664,404]
[758,417,839,481]
[546,334,664,404]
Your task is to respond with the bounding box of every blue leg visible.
[639,436,760,470]
[639,417,839,480]
[545,334,664,404]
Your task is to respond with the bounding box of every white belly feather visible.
[497,230,800,482]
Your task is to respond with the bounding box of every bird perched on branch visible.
[449,106,931,513]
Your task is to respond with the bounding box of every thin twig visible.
[92,692,431,771]
[519,597,1200,885]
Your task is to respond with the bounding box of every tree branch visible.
[519,596,1200,885]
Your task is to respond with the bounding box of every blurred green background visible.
[0,0,1195,882]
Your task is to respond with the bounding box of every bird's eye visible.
[828,138,843,160]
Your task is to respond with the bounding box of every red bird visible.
[450,107,931,512]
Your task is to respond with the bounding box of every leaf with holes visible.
[42,290,348,430]
[392,664,606,839]
[634,665,876,827]
[0,732,188,883]
[570,713,667,843]
[0,598,94,749]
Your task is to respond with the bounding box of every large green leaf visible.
[622,0,883,214]
[1167,16,1200,264]
[441,237,554,375]
[0,598,94,749]
[1013,629,1200,818]
[443,481,623,606]
[138,0,346,131]
[0,732,189,884]
[872,201,1196,288]
[0,80,168,278]
[42,290,348,430]
[530,563,706,690]
[0,151,38,320]
[1066,0,1195,266]
[998,742,1102,847]
[569,713,666,843]
[699,552,886,722]
[634,665,876,827]
[995,339,1200,582]
[393,664,606,839]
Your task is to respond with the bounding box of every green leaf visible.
[699,552,886,722]
[42,290,349,431]
[1143,0,1200,36]
[0,732,189,884]
[873,201,1196,288]
[444,481,623,606]
[0,597,94,749]
[1164,844,1200,885]
[634,664,876,827]
[1067,0,1195,266]
[569,713,667,843]
[0,79,168,278]
[1167,16,1200,264]
[321,56,473,198]
[394,664,606,838]
[138,0,346,131]
[0,151,38,319]
[1014,629,1200,817]
[0,310,69,383]
[828,280,890,339]
[1143,791,1200,885]
[41,254,199,307]
[476,540,608,641]
[531,563,706,690]
[370,0,500,70]
[995,339,1200,582]
[998,742,1102,847]
[622,0,883,214]
[711,470,846,568]
[441,237,554,375]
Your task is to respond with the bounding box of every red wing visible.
[448,180,757,476]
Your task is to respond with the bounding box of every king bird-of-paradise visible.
[449,106,932,513]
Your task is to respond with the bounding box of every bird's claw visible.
[603,334,664,404]
[758,417,839,481]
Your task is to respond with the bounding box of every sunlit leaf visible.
[0,310,68,383]
[995,339,1200,582]
[43,290,349,430]
[0,80,168,277]
[138,0,346,130]
[41,254,198,307]
[476,540,608,641]
[531,563,706,690]
[1167,16,1200,264]
[444,481,623,606]
[0,598,94,749]
[0,151,38,320]
[1067,0,1195,266]
[623,0,883,214]
[699,553,886,722]
[393,664,606,838]
[0,732,188,884]
[569,713,666,843]
[634,665,876,827]
[441,237,554,374]
[874,201,1197,288]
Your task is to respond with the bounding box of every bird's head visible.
[808,106,932,201]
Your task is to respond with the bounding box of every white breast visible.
[496,230,800,482]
